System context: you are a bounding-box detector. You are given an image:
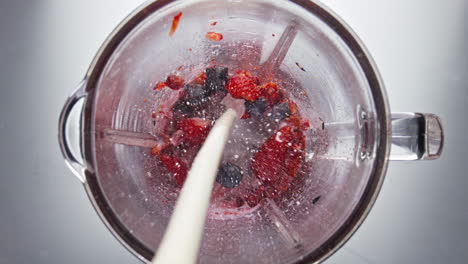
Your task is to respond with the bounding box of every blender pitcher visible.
[58,0,444,263]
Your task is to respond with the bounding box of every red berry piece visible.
[178,118,212,144]
[169,12,183,37]
[226,72,262,101]
[244,191,262,207]
[241,112,251,119]
[166,75,185,90]
[251,126,306,195]
[159,155,188,186]
[261,82,283,105]
[206,32,223,41]
[154,81,167,91]
[193,72,207,85]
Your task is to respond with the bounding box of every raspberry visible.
[159,155,188,186]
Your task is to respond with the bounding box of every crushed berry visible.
[159,155,188,185]
[166,75,185,90]
[154,82,167,91]
[177,117,212,145]
[206,32,224,41]
[193,72,207,85]
[245,98,267,117]
[169,12,183,37]
[205,67,228,95]
[261,82,283,105]
[251,126,306,196]
[241,112,251,119]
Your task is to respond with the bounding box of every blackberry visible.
[205,67,228,95]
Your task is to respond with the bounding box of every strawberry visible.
[166,75,185,90]
[226,72,262,101]
[251,125,306,195]
[178,118,212,145]
[159,155,188,186]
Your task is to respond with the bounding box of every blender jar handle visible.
[58,80,88,182]
[390,112,444,161]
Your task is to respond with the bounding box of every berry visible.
[154,81,167,91]
[166,75,185,90]
[172,84,208,115]
[159,155,188,186]
[178,118,212,144]
[206,32,223,41]
[245,98,267,117]
[226,72,261,101]
[185,84,205,97]
[220,196,244,208]
[241,112,251,119]
[270,102,291,120]
[261,82,283,105]
[251,126,305,195]
[243,189,263,207]
[169,12,183,37]
[205,67,228,95]
[193,72,207,85]
[289,100,298,115]
[216,162,243,188]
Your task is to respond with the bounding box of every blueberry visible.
[245,98,267,117]
[216,162,243,188]
[270,102,291,120]
[205,67,228,95]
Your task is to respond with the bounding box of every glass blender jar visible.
[59,0,444,263]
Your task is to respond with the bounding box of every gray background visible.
[0,0,466,263]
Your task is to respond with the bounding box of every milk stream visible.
[152,109,237,264]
